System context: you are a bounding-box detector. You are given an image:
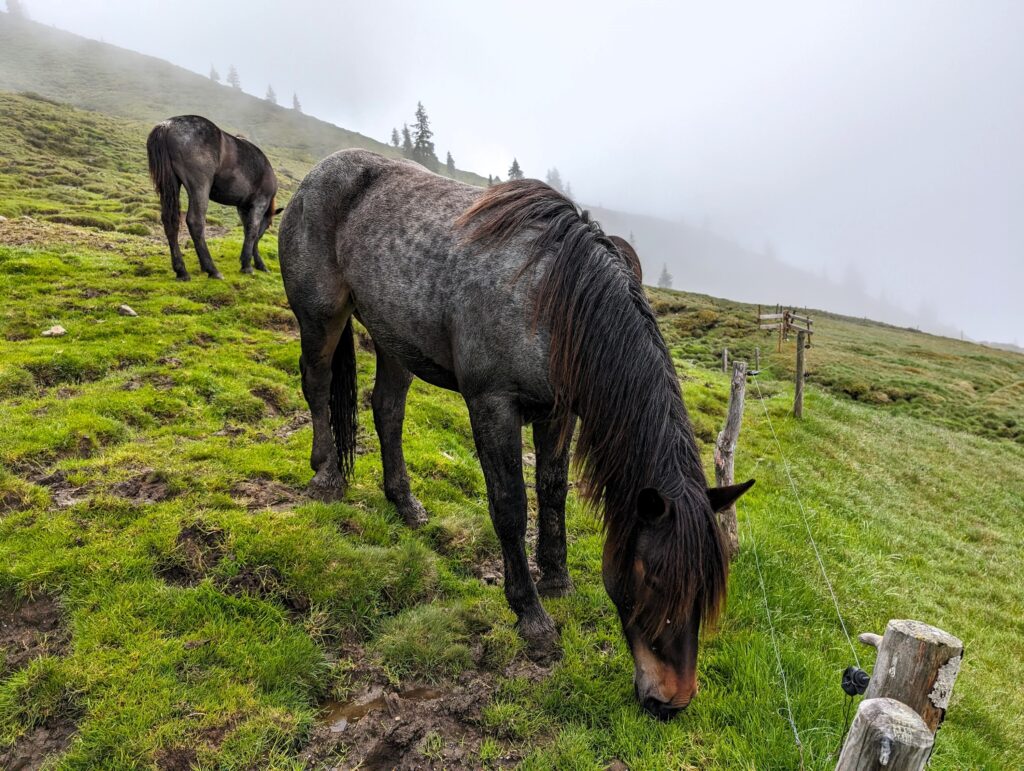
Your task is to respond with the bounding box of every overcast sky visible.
[22,0,1024,343]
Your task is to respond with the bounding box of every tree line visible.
[208,64,302,113]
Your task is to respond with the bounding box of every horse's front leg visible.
[533,416,575,597]
[467,393,558,656]
[372,349,428,527]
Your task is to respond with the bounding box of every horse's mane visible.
[456,180,727,635]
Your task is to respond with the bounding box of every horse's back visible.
[281,150,551,401]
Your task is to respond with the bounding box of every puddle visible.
[320,687,444,732]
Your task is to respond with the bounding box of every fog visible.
[19,0,1024,344]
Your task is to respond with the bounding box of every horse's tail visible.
[330,318,359,481]
[146,123,179,230]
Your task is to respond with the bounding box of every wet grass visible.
[1,91,1023,768]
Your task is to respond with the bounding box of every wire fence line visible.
[751,374,861,669]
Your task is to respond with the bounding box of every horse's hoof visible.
[518,613,561,663]
[307,481,346,502]
[397,497,429,528]
[536,573,575,598]
[254,264,270,273]
[241,266,254,275]
[175,273,191,282]
[208,272,224,280]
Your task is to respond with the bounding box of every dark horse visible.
[279,151,752,719]
[147,116,282,280]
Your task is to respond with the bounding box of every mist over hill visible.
[0,12,958,337]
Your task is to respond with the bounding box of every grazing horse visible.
[279,151,753,719]
[147,115,282,280]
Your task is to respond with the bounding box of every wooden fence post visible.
[794,330,806,418]
[861,620,964,733]
[835,698,934,771]
[722,347,729,373]
[714,360,747,560]
[754,346,760,371]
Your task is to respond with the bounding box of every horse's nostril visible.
[642,697,685,722]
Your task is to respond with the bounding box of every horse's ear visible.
[707,479,755,512]
[637,488,669,522]
[274,206,284,215]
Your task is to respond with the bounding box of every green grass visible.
[1,89,1023,768]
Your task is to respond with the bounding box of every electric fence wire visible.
[751,374,861,669]
[743,496,805,768]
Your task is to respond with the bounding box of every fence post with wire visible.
[747,372,963,771]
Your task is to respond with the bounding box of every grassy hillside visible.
[1,92,1023,769]
[0,14,489,189]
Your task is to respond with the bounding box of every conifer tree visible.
[227,65,241,90]
[391,128,400,148]
[209,64,220,82]
[446,151,456,175]
[658,263,673,289]
[265,85,277,104]
[411,102,439,171]
[545,167,563,192]
[292,93,302,112]
[401,124,413,158]
[508,158,524,180]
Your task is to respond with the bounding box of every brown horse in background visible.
[147,115,281,280]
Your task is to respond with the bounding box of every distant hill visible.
[0,13,488,187]
[0,12,951,336]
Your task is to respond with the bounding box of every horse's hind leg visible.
[159,180,189,281]
[296,290,356,499]
[372,349,428,527]
[183,184,223,279]
[467,393,558,657]
[533,417,575,598]
[239,205,261,274]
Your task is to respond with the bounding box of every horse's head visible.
[602,480,753,720]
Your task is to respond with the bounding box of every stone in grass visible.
[41,325,66,337]
[118,304,138,317]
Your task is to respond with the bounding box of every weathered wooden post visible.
[714,360,747,559]
[722,347,729,373]
[754,346,760,371]
[794,330,806,418]
[860,619,964,732]
[835,698,934,771]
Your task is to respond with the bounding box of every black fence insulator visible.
[841,666,870,696]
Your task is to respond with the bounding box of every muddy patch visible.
[112,469,175,504]
[300,671,530,770]
[154,715,239,771]
[156,523,227,587]
[274,412,310,439]
[217,565,309,615]
[0,709,79,771]
[230,479,299,512]
[0,591,69,674]
[251,385,293,417]
[30,470,90,508]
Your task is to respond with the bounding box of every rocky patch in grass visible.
[155,523,227,587]
[0,591,69,675]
